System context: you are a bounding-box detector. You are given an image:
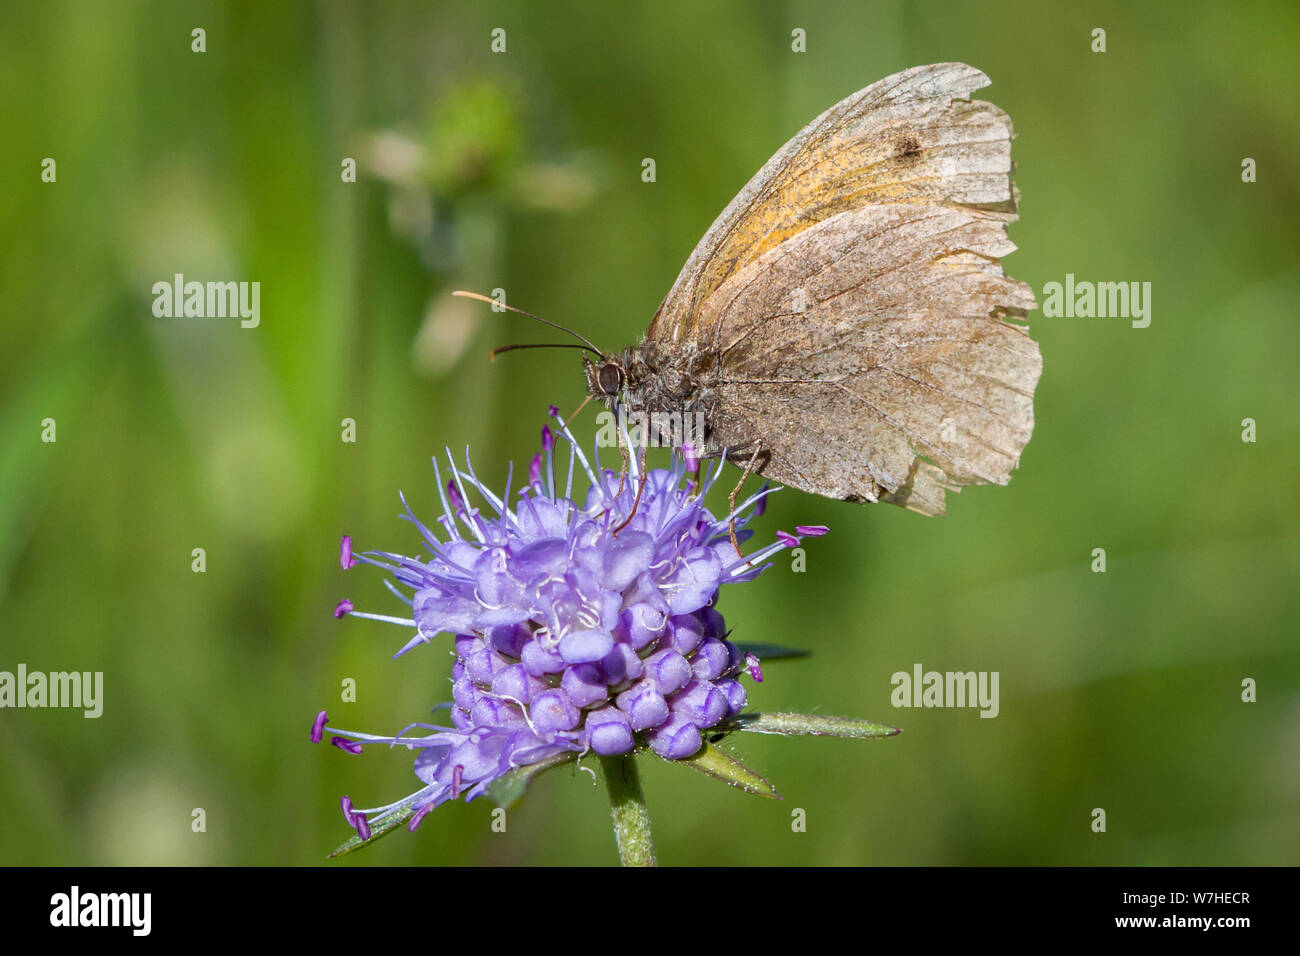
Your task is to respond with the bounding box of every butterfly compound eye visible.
[597,363,622,396]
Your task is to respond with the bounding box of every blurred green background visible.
[2,0,1297,866]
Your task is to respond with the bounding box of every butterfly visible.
[590,62,1039,518]
[464,63,1040,538]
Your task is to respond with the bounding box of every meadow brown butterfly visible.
[582,62,1040,519]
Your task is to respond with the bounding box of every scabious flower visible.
[313,410,826,843]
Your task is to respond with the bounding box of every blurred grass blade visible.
[728,712,900,739]
[485,752,577,808]
[0,340,100,605]
[672,742,780,799]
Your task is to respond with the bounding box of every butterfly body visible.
[585,342,719,441]
[585,63,1041,516]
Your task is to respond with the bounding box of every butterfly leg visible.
[613,444,649,535]
[728,445,764,558]
[612,436,629,505]
[601,406,629,520]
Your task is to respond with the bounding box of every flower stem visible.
[600,754,657,867]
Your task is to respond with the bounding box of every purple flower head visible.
[316,410,824,842]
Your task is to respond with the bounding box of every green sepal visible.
[484,752,578,808]
[328,752,578,858]
[724,711,900,739]
[328,800,420,859]
[671,740,781,799]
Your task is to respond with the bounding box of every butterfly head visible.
[584,354,626,405]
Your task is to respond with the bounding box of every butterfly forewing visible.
[648,62,1021,345]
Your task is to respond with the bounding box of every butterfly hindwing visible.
[703,202,1039,513]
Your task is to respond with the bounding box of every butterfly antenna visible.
[453,290,603,356]
[489,342,600,360]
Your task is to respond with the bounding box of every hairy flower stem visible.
[600,754,657,867]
